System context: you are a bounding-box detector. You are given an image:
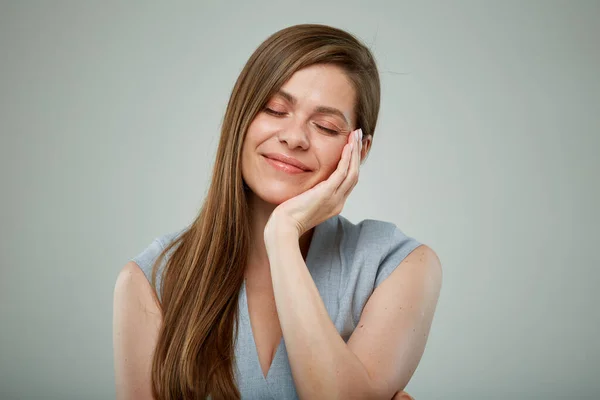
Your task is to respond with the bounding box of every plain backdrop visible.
[1,1,598,399]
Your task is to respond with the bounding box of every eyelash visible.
[263,108,340,135]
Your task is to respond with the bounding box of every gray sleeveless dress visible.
[131,214,422,399]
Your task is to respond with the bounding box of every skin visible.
[241,63,372,273]
[242,64,437,398]
[112,63,435,399]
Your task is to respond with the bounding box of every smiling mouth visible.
[263,156,310,174]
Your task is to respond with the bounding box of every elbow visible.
[336,366,398,400]
[355,368,412,400]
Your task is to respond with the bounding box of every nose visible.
[277,120,310,150]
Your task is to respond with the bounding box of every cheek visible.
[315,142,345,176]
[245,117,273,148]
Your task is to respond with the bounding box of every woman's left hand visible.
[265,128,363,239]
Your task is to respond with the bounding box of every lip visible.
[262,153,312,172]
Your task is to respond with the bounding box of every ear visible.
[359,134,373,164]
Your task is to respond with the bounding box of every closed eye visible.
[264,107,341,135]
[312,123,340,135]
[264,108,287,117]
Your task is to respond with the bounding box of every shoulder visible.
[128,226,189,299]
[331,215,428,288]
[331,214,406,238]
[333,214,419,253]
[113,261,162,398]
[114,261,159,309]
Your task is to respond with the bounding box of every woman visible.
[113,24,442,400]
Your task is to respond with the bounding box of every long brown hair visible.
[149,23,381,399]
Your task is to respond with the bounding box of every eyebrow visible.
[275,89,350,126]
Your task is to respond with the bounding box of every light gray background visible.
[1,1,598,399]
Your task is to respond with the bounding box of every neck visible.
[245,191,314,281]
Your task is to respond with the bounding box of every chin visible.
[250,181,305,205]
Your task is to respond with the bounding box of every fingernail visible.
[354,129,359,141]
[359,128,363,141]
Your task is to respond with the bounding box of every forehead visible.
[278,64,355,121]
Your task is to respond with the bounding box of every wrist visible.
[264,215,300,246]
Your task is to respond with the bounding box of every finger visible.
[339,129,356,180]
[324,139,353,194]
[338,128,361,196]
[346,128,361,195]
[336,129,357,194]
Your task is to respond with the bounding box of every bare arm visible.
[113,261,162,400]
[265,224,441,399]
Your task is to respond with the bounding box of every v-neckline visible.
[242,218,327,382]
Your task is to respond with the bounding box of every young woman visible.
[113,23,442,400]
